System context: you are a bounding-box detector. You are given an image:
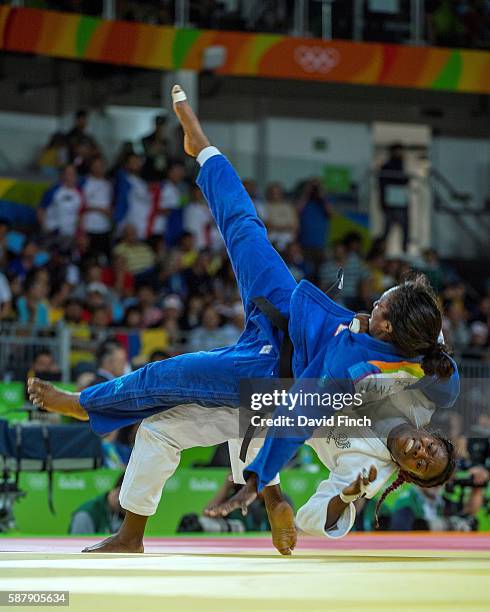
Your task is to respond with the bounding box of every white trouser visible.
[119,404,279,516]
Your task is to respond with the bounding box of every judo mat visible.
[0,533,489,612]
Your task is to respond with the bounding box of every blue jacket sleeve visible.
[245,364,352,492]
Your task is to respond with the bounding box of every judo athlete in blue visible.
[28,86,459,553]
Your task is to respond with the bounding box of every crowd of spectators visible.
[1,108,489,386]
[19,1,490,50]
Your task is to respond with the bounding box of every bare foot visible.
[267,500,297,556]
[27,378,88,421]
[171,85,210,158]
[206,475,258,517]
[82,534,144,554]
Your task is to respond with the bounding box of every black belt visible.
[239,297,293,462]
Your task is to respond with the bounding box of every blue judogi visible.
[80,153,460,487]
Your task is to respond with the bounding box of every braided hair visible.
[374,434,456,528]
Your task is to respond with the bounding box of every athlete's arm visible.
[296,464,379,538]
[325,466,377,530]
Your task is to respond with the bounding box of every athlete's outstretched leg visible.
[172,86,296,318]
[84,405,235,554]
[28,347,242,434]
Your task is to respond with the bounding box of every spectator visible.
[378,143,410,252]
[462,321,489,360]
[243,179,267,220]
[141,114,169,181]
[85,283,111,321]
[188,304,233,351]
[122,305,143,329]
[114,153,152,240]
[0,218,9,268]
[176,232,198,269]
[65,109,100,172]
[161,293,184,343]
[183,185,215,251]
[69,474,125,534]
[37,132,69,178]
[297,178,332,282]
[27,350,61,382]
[16,270,50,327]
[219,301,245,346]
[80,156,113,257]
[102,254,135,299]
[427,0,465,47]
[443,301,471,350]
[180,294,205,332]
[283,241,307,282]
[148,160,186,246]
[389,486,445,531]
[321,241,347,298]
[423,248,445,293]
[113,224,156,278]
[265,182,297,250]
[63,297,92,367]
[321,232,369,311]
[109,140,135,178]
[91,304,112,329]
[0,271,12,320]
[183,251,215,298]
[136,285,163,328]
[7,240,41,284]
[93,340,130,384]
[39,164,83,247]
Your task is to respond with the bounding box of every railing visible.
[4,1,487,50]
[0,324,71,382]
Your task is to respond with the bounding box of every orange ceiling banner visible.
[0,6,488,94]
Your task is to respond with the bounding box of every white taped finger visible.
[349,318,361,333]
[172,87,187,103]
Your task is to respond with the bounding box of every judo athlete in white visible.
[118,403,295,554]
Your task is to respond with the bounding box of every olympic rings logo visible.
[294,46,340,74]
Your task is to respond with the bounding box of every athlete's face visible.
[388,425,449,482]
[368,288,396,340]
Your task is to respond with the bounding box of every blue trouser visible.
[81,154,297,435]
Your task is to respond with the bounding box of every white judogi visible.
[295,390,436,539]
[120,388,435,537]
[120,404,279,516]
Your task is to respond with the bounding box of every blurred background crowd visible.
[0,108,489,380]
[17,1,490,49]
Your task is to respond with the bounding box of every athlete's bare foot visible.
[171,85,210,158]
[27,377,88,421]
[82,534,144,554]
[267,499,297,556]
[207,474,258,517]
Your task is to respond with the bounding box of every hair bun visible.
[421,343,453,379]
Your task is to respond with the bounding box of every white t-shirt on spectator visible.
[45,186,83,236]
[125,175,152,240]
[183,202,212,250]
[151,180,181,236]
[0,272,11,304]
[82,176,113,234]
